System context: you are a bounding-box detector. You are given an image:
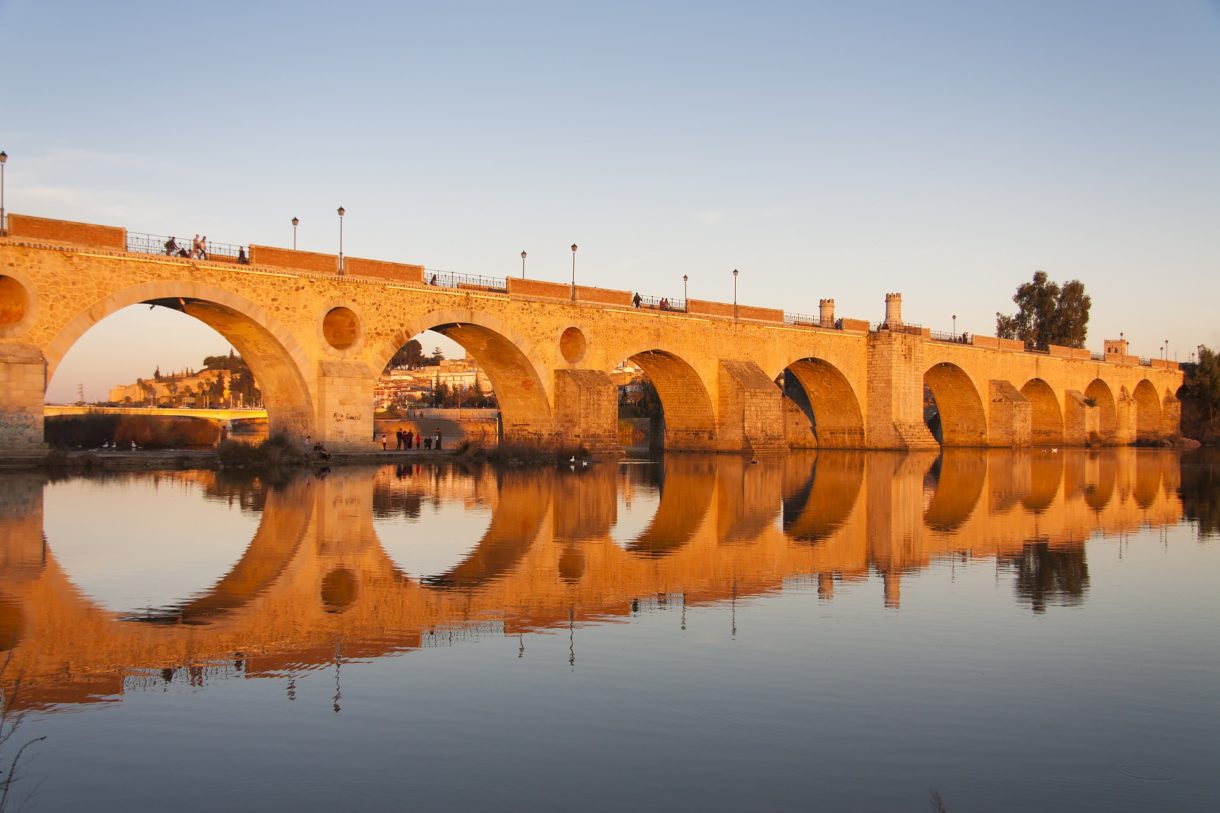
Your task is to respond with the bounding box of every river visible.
[0,449,1216,811]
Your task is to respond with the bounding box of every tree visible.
[996,271,1091,350]
[1182,346,1220,424]
[386,339,425,371]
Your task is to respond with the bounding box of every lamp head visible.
[292,217,299,226]
[337,206,345,217]
[521,250,527,259]
[571,243,578,252]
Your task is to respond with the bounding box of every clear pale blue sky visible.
[3,0,1217,401]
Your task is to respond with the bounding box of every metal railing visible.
[870,321,925,335]
[785,312,824,327]
[423,269,507,293]
[128,231,247,261]
[636,294,687,312]
[928,329,969,344]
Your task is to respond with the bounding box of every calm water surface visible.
[1,450,1217,812]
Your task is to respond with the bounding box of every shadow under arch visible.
[622,349,717,451]
[924,450,987,532]
[626,455,716,557]
[925,363,987,446]
[46,281,316,436]
[370,309,554,442]
[1085,379,1118,443]
[783,358,865,448]
[1021,378,1064,446]
[123,477,315,624]
[1133,380,1163,443]
[782,452,865,544]
[421,470,553,589]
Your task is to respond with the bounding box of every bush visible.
[217,434,305,469]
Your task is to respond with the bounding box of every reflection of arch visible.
[924,363,987,446]
[783,452,865,543]
[1022,453,1063,513]
[125,479,314,624]
[924,451,986,531]
[1133,380,1162,443]
[423,471,551,588]
[628,456,715,557]
[48,281,315,436]
[370,309,553,440]
[1021,379,1064,445]
[716,457,783,544]
[784,358,865,448]
[1133,452,1162,509]
[1085,451,1117,511]
[1085,380,1118,443]
[626,350,717,450]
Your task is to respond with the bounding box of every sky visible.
[2,0,1217,402]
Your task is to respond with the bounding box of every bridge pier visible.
[554,369,620,455]
[0,345,48,457]
[866,332,938,450]
[716,360,788,455]
[988,381,1032,446]
[318,361,376,451]
[1063,390,1095,446]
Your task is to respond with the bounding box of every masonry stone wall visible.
[0,225,1186,455]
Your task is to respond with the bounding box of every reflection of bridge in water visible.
[0,450,1185,708]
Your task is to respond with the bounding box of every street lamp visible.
[570,243,578,303]
[1164,339,1169,361]
[952,314,957,337]
[521,250,527,278]
[732,268,739,320]
[337,207,345,274]
[683,274,688,308]
[292,217,299,250]
[0,151,7,234]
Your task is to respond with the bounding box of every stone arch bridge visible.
[0,214,1183,454]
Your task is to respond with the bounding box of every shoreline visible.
[3,447,466,472]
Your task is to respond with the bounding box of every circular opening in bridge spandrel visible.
[0,276,28,328]
[323,306,360,350]
[560,326,587,364]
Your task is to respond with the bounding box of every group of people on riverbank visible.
[381,428,443,451]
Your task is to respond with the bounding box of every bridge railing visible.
[637,294,687,312]
[928,329,969,344]
[128,231,248,261]
[785,312,825,327]
[870,321,926,336]
[424,269,508,293]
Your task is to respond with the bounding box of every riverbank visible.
[2,446,467,472]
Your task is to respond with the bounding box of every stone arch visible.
[370,309,553,443]
[619,349,717,451]
[1133,379,1162,443]
[924,363,987,446]
[1084,379,1118,444]
[46,280,315,437]
[783,358,865,448]
[1021,378,1064,446]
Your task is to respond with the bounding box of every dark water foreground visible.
[0,450,1216,812]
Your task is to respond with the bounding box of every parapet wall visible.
[6,214,126,250]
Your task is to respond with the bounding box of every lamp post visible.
[0,151,7,234]
[292,217,299,250]
[732,268,739,321]
[570,243,578,303]
[683,274,688,309]
[337,207,345,274]
[521,250,527,278]
[1164,339,1169,362]
[952,314,957,337]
